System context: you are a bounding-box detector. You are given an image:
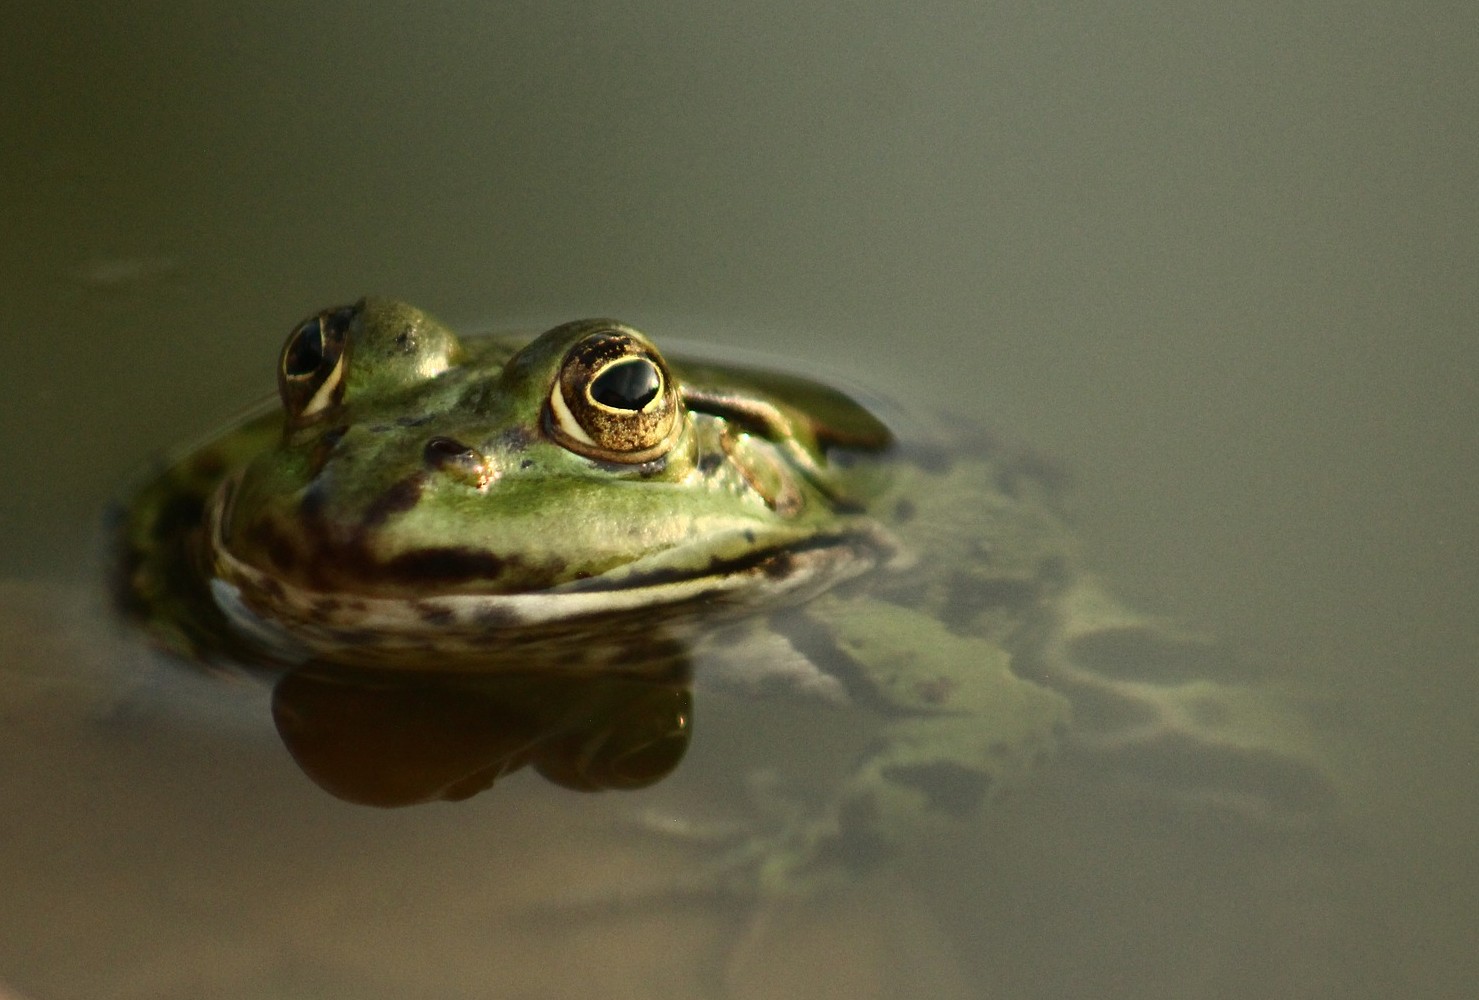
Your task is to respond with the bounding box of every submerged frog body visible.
[118,299,1339,891]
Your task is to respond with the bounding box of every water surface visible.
[2,4,1475,998]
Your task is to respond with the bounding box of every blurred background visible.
[1,3,1474,998]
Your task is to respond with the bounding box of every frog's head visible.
[208,299,892,662]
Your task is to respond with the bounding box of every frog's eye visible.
[279,305,355,421]
[546,331,682,463]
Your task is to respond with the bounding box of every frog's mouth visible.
[205,507,898,670]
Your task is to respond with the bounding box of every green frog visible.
[116,298,1339,893]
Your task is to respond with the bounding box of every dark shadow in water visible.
[269,647,693,808]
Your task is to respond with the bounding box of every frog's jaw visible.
[205,493,897,671]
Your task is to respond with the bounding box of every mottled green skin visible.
[229,307,884,598]
[117,299,1339,894]
[121,299,896,668]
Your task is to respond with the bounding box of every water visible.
[3,4,1476,997]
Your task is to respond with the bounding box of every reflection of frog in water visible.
[116,298,1340,892]
[270,663,694,807]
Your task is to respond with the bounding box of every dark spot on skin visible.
[474,604,521,629]
[266,538,298,574]
[743,529,756,544]
[395,414,434,427]
[361,473,425,528]
[912,675,959,705]
[762,551,794,580]
[308,426,350,475]
[936,570,1039,634]
[306,597,343,624]
[697,451,724,475]
[394,327,415,352]
[496,426,534,451]
[244,518,300,574]
[893,498,916,523]
[770,619,919,719]
[881,761,992,819]
[298,483,327,527]
[414,601,456,626]
[823,794,897,872]
[328,627,378,646]
[520,459,535,470]
[381,547,505,584]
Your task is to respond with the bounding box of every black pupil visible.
[590,358,661,410]
[284,320,325,377]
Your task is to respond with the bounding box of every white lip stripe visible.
[210,536,874,631]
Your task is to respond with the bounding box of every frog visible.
[115,297,1342,894]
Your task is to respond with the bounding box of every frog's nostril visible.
[423,437,495,488]
[424,436,475,462]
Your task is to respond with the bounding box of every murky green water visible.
[3,4,1475,998]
